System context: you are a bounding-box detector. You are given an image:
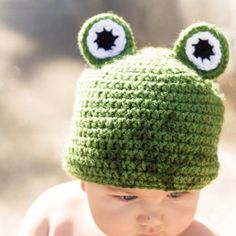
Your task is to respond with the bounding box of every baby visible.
[18,12,229,236]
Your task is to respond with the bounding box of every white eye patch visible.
[185,31,222,71]
[86,19,127,59]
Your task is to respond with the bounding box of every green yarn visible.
[78,12,136,68]
[173,22,229,80]
[63,13,229,191]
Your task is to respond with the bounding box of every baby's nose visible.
[137,211,163,226]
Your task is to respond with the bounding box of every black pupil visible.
[192,38,215,61]
[94,27,118,51]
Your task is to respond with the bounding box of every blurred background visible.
[0,0,236,235]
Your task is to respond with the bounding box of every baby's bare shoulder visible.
[27,181,84,216]
[181,219,217,236]
[18,181,84,236]
[42,181,84,209]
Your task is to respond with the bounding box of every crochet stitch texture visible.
[63,13,229,191]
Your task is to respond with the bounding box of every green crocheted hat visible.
[63,13,229,190]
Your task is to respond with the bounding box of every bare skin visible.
[18,181,216,236]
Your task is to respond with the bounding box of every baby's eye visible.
[167,192,187,199]
[116,195,138,201]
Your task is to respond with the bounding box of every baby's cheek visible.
[90,203,134,236]
[164,201,198,235]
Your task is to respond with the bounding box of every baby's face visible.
[81,181,200,236]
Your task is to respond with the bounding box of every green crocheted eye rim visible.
[78,12,136,68]
[173,23,229,80]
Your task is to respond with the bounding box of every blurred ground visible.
[0,1,236,236]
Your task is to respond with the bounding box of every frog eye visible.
[173,23,229,80]
[78,13,136,68]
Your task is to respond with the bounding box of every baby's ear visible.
[173,23,229,80]
[80,182,86,192]
[78,12,136,68]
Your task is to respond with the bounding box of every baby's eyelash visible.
[167,192,189,199]
[115,195,138,201]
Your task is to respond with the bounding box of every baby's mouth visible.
[137,233,162,236]
[137,230,163,236]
